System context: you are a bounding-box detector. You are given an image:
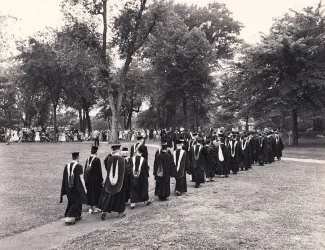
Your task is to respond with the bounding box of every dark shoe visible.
[145,199,153,205]
[75,216,82,221]
[101,213,107,220]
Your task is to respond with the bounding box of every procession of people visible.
[60,127,284,225]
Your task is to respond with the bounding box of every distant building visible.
[238,118,255,131]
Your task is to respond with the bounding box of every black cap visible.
[161,140,168,146]
[91,146,98,153]
[205,139,211,144]
[192,132,198,136]
[137,135,143,140]
[72,152,79,158]
[176,139,184,144]
[111,144,121,151]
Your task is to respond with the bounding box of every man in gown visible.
[274,131,284,160]
[98,144,131,220]
[191,137,205,188]
[84,146,103,214]
[130,135,148,160]
[257,132,268,166]
[216,134,229,177]
[188,132,198,182]
[172,138,187,195]
[155,139,172,157]
[153,141,174,200]
[239,132,250,171]
[129,145,153,209]
[229,132,240,174]
[60,152,87,225]
[203,139,216,181]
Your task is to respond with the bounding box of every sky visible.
[0,0,321,44]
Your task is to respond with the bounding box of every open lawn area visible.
[0,141,324,249]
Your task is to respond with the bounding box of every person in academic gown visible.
[247,132,254,169]
[239,133,250,171]
[172,139,187,195]
[84,146,103,214]
[155,139,172,157]
[191,137,205,188]
[256,133,268,165]
[98,144,131,220]
[129,145,153,209]
[216,134,229,177]
[130,135,148,160]
[203,139,216,181]
[274,131,284,160]
[266,132,275,163]
[229,132,240,174]
[60,152,87,225]
[153,142,174,200]
[187,132,198,182]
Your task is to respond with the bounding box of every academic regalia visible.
[191,144,205,187]
[202,145,216,179]
[153,151,173,200]
[172,149,187,194]
[257,137,268,165]
[187,138,197,178]
[229,139,240,174]
[216,143,229,176]
[173,131,182,150]
[84,155,103,206]
[274,137,284,159]
[266,137,275,163]
[239,139,250,170]
[97,155,130,213]
[155,147,171,157]
[130,156,150,203]
[130,143,148,160]
[271,136,276,162]
[247,137,254,168]
[60,161,87,219]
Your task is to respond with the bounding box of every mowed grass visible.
[0,142,127,239]
[0,141,325,249]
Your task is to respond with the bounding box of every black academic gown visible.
[130,156,150,203]
[84,156,103,206]
[216,143,229,176]
[60,162,87,218]
[155,147,172,158]
[172,149,187,193]
[229,140,240,174]
[154,152,173,200]
[275,137,284,158]
[257,137,268,165]
[203,145,216,178]
[239,139,250,170]
[266,137,275,163]
[97,155,130,213]
[187,139,197,177]
[191,144,205,185]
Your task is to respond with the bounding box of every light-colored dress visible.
[61,132,66,142]
[35,132,40,142]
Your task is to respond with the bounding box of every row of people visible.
[60,131,284,225]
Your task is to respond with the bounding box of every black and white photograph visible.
[0,0,325,249]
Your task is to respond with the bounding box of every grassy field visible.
[0,141,325,249]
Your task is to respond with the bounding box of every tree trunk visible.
[53,103,57,142]
[245,116,249,131]
[85,109,92,133]
[126,108,132,130]
[78,109,82,131]
[183,96,188,130]
[292,109,299,146]
[313,118,316,132]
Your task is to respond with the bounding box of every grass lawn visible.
[0,141,325,249]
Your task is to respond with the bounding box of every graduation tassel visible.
[218,145,224,162]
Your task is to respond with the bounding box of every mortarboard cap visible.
[91,146,98,152]
[111,144,121,151]
[136,135,143,140]
[72,152,79,158]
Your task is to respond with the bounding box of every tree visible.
[17,37,65,141]
[225,2,325,145]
